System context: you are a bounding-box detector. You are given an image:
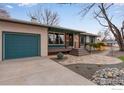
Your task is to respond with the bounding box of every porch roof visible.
[48,27,85,33]
[80,32,99,37]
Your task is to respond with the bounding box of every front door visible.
[80,35,86,48]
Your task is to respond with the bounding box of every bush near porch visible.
[87,42,106,51]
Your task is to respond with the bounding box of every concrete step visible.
[69,48,89,56]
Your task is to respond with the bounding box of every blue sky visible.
[1,3,124,34]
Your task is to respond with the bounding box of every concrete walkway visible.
[0,57,94,85]
[54,54,122,66]
[53,47,122,65]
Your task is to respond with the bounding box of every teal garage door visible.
[3,32,40,59]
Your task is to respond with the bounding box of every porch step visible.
[69,48,89,56]
[48,48,72,55]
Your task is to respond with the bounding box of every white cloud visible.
[114,10,122,14]
[5,5,13,9]
[114,3,124,6]
[18,3,37,7]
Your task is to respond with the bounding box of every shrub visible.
[86,43,94,47]
[57,52,64,59]
[95,43,101,48]
[87,42,106,50]
[87,43,100,48]
[98,42,105,46]
[92,43,98,48]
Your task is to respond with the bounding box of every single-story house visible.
[0,17,98,61]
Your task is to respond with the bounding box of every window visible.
[90,37,94,43]
[80,36,85,45]
[59,34,64,44]
[48,33,54,44]
[48,32,64,44]
[86,36,90,43]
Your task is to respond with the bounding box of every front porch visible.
[48,27,80,54]
[47,27,97,55]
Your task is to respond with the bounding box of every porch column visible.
[84,35,86,48]
[65,33,67,48]
[79,34,80,48]
[73,33,80,48]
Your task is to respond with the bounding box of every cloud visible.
[5,5,13,9]
[18,3,37,7]
[114,3,124,7]
[114,10,122,14]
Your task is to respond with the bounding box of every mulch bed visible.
[64,63,124,80]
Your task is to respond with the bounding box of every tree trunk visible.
[118,41,124,51]
[99,4,124,51]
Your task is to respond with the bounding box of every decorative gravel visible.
[91,68,124,85]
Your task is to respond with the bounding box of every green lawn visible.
[118,56,124,61]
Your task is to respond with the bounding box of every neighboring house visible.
[0,18,98,61]
[103,39,118,46]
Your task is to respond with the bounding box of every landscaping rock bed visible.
[91,68,124,85]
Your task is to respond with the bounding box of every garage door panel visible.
[3,32,40,59]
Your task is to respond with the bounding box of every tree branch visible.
[79,3,96,17]
[27,7,60,26]
[95,17,108,27]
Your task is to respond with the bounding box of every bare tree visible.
[0,5,10,18]
[28,8,60,26]
[80,3,124,51]
[98,29,111,41]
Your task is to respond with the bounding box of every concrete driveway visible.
[0,57,94,85]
